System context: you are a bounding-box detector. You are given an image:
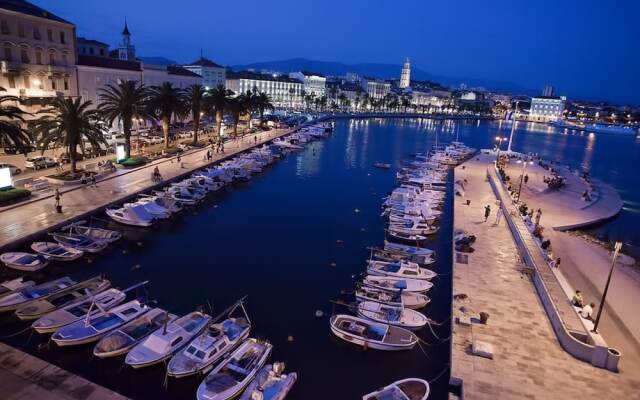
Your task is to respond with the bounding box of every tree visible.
[227,92,254,136]
[98,80,150,159]
[147,82,186,148]
[185,84,208,145]
[253,92,274,127]
[34,97,106,174]
[338,93,347,112]
[0,87,31,152]
[208,85,234,138]
[401,96,411,113]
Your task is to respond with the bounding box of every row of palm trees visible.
[0,83,274,175]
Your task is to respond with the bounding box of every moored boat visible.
[238,362,297,400]
[355,286,430,310]
[51,232,108,253]
[0,252,49,272]
[0,277,35,299]
[362,378,430,400]
[0,276,76,312]
[363,275,433,293]
[357,301,428,330]
[329,314,418,351]
[30,242,84,261]
[367,260,437,281]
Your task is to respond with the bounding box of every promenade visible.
[450,156,640,399]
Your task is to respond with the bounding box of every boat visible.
[51,232,108,253]
[363,276,432,293]
[386,229,428,245]
[370,248,434,267]
[373,162,391,169]
[15,275,111,321]
[357,301,428,330]
[584,123,639,135]
[384,241,435,259]
[196,338,273,400]
[329,314,418,351]
[139,193,184,214]
[367,260,437,281]
[51,300,150,346]
[167,317,251,378]
[106,204,155,227]
[0,276,77,312]
[238,362,297,400]
[355,286,430,310]
[32,288,126,334]
[362,378,430,400]
[0,252,50,272]
[0,277,35,299]
[93,308,177,358]
[130,199,171,219]
[30,242,84,262]
[125,310,211,369]
[62,221,122,243]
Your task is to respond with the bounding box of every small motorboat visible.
[387,229,428,244]
[106,204,155,227]
[93,308,177,358]
[51,232,108,253]
[363,276,432,293]
[0,277,35,299]
[16,275,110,321]
[373,162,391,169]
[358,301,428,330]
[367,260,437,281]
[0,276,76,312]
[196,338,273,400]
[32,288,126,334]
[384,241,435,258]
[329,314,418,351]
[362,378,430,400]
[371,248,435,267]
[129,199,171,219]
[140,193,184,214]
[239,362,297,400]
[355,286,430,310]
[30,242,84,262]
[125,311,211,369]
[62,222,122,243]
[167,317,251,378]
[0,252,49,272]
[51,300,150,346]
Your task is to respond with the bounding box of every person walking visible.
[90,174,97,188]
[484,205,491,222]
[494,206,504,226]
[535,208,542,227]
[254,135,258,144]
[54,188,62,213]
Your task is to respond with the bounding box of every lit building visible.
[288,71,326,98]
[182,55,226,90]
[460,91,477,101]
[399,57,410,89]
[411,90,452,109]
[529,96,566,122]
[361,77,391,100]
[225,71,303,107]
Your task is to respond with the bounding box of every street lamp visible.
[495,135,507,162]
[515,158,533,202]
[592,241,623,333]
[507,100,520,152]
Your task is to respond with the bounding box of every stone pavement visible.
[450,157,640,399]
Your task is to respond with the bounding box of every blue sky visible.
[36,0,640,104]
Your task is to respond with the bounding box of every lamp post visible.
[592,241,623,333]
[515,158,533,202]
[506,100,520,153]
[495,135,507,163]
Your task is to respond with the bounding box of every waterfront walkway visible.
[450,157,640,399]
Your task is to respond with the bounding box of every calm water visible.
[1,118,637,400]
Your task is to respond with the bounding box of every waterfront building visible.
[289,70,326,98]
[399,57,410,89]
[529,96,566,122]
[116,20,135,61]
[344,72,360,83]
[361,77,391,100]
[0,0,77,117]
[225,71,303,107]
[77,37,109,57]
[76,55,142,106]
[410,90,452,109]
[460,91,477,101]
[182,55,225,90]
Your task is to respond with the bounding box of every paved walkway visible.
[0,129,289,251]
[450,157,640,399]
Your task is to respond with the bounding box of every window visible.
[61,53,67,65]
[1,20,9,35]
[23,75,30,89]
[49,50,55,65]
[18,23,25,38]
[20,46,29,63]
[3,46,11,61]
[50,77,56,90]
[99,48,104,56]
[33,27,41,40]
[47,29,53,42]
[8,74,15,89]
[89,47,94,55]
[59,31,66,44]
[35,49,42,64]
[63,77,69,90]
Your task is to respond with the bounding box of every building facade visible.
[399,57,410,89]
[529,96,566,122]
[77,37,108,57]
[361,77,391,100]
[226,71,303,107]
[182,56,225,89]
[288,71,326,98]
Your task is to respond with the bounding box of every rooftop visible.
[77,37,109,47]
[227,70,303,84]
[77,55,142,71]
[167,65,202,77]
[0,0,72,24]
[184,57,224,69]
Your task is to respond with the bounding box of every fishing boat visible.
[367,260,437,280]
[362,378,430,400]
[0,252,50,272]
[125,310,211,369]
[32,288,126,334]
[329,314,418,351]
[196,338,273,400]
[16,275,110,320]
[239,362,297,400]
[386,229,428,245]
[62,221,122,243]
[357,301,428,330]
[30,242,84,262]
[106,204,155,227]
[167,317,251,378]
[355,286,430,310]
[93,308,177,358]
[370,248,435,267]
[51,232,108,253]
[0,276,76,312]
[0,277,35,299]
[51,300,150,346]
[384,241,435,259]
[363,276,433,293]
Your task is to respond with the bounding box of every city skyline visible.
[32,0,640,105]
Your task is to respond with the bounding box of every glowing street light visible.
[495,135,508,162]
[515,158,533,202]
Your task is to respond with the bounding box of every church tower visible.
[399,57,411,89]
[118,19,136,61]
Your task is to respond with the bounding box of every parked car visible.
[59,152,84,164]
[24,156,57,170]
[0,163,21,175]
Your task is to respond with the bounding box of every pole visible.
[592,242,622,333]
[507,100,519,152]
[516,160,527,202]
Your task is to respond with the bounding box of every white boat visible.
[51,300,150,346]
[384,241,435,258]
[0,277,35,299]
[329,314,418,351]
[125,310,211,369]
[363,378,430,400]
[367,260,436,281]
[32,288,126,334]
[30,242,84,262]
[370,248,434,267]
[196,338,273,400]
[130,198,172,219]
[93,308,177,358]
[16,275,111,321]
[356,286,430,310]
[0,276,76,312]
[239,362,297,400]
[0,252,50,272]
[167,317,250,378]
[51,232,108,253]
[62,222,122,243]
[165,186,204,204]
[106,203,155,227]
[389,221,440,236]
[363,276,432,293]
[387,229,428,244]
[357,301,428,330]
[140,193,184,214]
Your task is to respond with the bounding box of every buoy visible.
[315,310,324,317]
[287,335,294,342]
[330,262,337,267]
[213,205,219,208]
[354,208,360,213]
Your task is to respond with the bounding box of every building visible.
[326,80,364,109]
[411,90,452,109]
[182,55,225,90]
[76,55,142,106]
[77,37,108,57]
[116,20,135,61]
[542,84,555,97]
[399,57,410,89]
[0,0,77,116]
[288,71,326,98]
[460,91,477,101]
[361,77,391,100]
[225,71,303,108]
[529,96,566,122]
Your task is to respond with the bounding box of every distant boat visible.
[584,123,638,135]
[362,378,430,400]
[373,162,392,169]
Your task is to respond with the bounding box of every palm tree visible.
[401,96,411,113]
[227,92,254,136]
[98,80,150,159]
[208,85,234,138]
[0,87,31,152]
[184,84,208,145]
[34,98,106,175]
[147,82,186,148]
[338,93,347,112]
[253,92,274,127]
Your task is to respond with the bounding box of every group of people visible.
[572,290,596,322]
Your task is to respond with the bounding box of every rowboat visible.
[51,232,108,253]
[357,301,428,330]
[362,378,430,400]
[62,222,122,243]
[0,252,49,272]
[329,314,418,351]
[0,276,76,312]
[367,260,437,281]
[384,241,435,258]
[363,275,433,293]
[355,286,430,310]
[0,277,35,299]
[30,242,84,261]
[239,362,297,400]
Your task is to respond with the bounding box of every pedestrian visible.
[54,188,62,213]
[524,174,529,184]
[484,205,491,222]
[571,290,584,307]
[550,256,561,269]
[177,154,181,164]
[254,135,257,144]
[90,174,97,188]
[535,208,542,227]
[580,302,595,321]
[221,141,225,153]
[494,206,504,226]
